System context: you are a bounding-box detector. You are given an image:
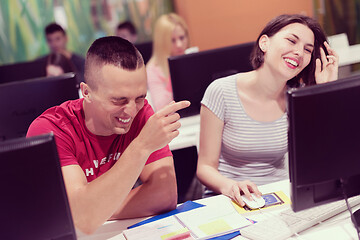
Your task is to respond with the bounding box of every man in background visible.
[116,20,138,44]
[39,22,85,84]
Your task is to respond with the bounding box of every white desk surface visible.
[168,115,200,151]
[77,179,360,239]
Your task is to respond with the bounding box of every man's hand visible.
[136,100,190,152]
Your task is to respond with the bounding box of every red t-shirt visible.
[27,98,172,182]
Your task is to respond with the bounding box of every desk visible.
[169,115,200,151]
[77,180,360,240]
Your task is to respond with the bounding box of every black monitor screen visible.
[135,41,153,64]
[0,73,79,141]
[0,133,76,239]
[0,58,47,85]
[288,74,360,212]
[169,42,255,118]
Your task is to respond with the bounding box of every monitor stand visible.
[354,208,360,227]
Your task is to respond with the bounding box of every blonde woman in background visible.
[146,13,190,111]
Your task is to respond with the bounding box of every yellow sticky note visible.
[161,227,189,240]
[198,219,232,235]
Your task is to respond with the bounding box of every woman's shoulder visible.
[146,59,163,71]
[236,70,256,81]
[207,74,239,93]
[235,70,257,89]
[145,58,156,69]
[211,73,238,85]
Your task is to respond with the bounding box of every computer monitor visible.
[168,42,255,118]
[287,74,360,212]
[0,133,76,239]
[135,41,153,64]
[0,58,47,85]
[0,73,79,141]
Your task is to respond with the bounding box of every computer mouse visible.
[354,209,360,227]
[241,193,266,209]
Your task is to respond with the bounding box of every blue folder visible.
[128,200,204,229]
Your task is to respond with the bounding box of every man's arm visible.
[109,156,177,219]
[62,101,190,235]
[61,140,152,235]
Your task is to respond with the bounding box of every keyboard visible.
[241,195,360,240]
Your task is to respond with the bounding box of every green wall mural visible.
[0,0,173,65]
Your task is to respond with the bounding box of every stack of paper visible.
[123,196,252,240]
[123,215,188,240]
[174,195,251,239]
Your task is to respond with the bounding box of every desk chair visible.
[172,146,203,203]
[135,41,152,64]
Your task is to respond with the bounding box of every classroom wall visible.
[173,0,313,51]
[0,0,174,65]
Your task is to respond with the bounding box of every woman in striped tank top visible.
[196,14,339,207]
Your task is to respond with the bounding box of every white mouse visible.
[241,193,265,209]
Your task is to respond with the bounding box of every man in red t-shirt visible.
[27,36,190,234]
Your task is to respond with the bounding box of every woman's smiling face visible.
[261,23,315,80]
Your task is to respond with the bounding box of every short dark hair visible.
[45,22,66,36]
[117,21,137,35]
[250,14,327,87]
[84,36,144,89]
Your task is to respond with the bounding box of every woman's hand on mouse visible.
[223,180,262,206]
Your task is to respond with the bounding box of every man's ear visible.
[259,34,269,52]
[80,82,92,103]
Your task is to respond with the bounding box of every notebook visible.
[123,195,252,240]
